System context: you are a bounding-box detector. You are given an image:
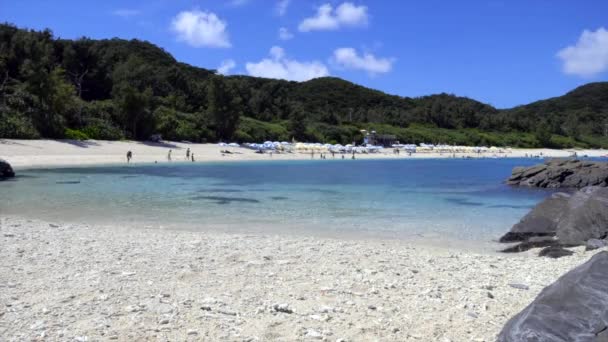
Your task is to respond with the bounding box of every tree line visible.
[1,23,607,148]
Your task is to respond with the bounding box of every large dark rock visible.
[507,159,608,189]
[555,187,608,245]
[497,251,608,342]
[499,192,570,243]
[499,186,608,254]
[538,246,574,258]
[0,158,15,179]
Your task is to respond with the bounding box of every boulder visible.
[499,192,570,243]
[556,187,608,245]
[538,246,574,258]
[507,159,608,189]
[501,236,558,253]
[586,239,608,251]
[500,187,608,253]
[0,158,15,179]
[497,251,608,341]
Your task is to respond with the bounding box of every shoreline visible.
[1,214,605,341]
[1,139,607,170]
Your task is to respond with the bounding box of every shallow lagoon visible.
[1,158,552,243]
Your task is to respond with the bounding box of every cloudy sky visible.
[1,0,607,108]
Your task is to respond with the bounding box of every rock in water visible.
[0,159,15,179]
[506,159,608,188]
[555,187,608,245]
[499,192,570,243]
[498,251,608,342]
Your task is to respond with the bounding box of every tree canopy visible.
[1,23,607,148]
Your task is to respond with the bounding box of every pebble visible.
[273,303,293,314]
[318,305,334,313]
[508,283,530,290]
[305,329,323,339]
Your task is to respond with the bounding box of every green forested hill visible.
[1,23,607,148]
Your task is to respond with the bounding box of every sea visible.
[0,158,556,247]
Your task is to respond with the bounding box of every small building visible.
[361,130,397,147]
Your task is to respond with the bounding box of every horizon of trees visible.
[1,23,607,148]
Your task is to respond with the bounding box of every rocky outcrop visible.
[555,187,608,245]
[499,192,570,243]
[507,159,608,188]
[497,251,608,341]
[499,186,608,256]
[0,158,15,179]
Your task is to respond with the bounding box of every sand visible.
[0,216,604,341]
[1,139,606,169]
[1,139,607,340]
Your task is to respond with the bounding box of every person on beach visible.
[186,148,190,160]
[191,153,195,162]
[126,151,132,163]
[168,149,172,161]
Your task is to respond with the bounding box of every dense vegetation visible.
[1,24,607,148]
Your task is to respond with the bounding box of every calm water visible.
[1,158,552,243]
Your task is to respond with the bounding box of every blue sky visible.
[1,0,607,108]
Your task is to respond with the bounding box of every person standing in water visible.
[126,151,132,163]
[191,153,195,162]
[168,149,172,161]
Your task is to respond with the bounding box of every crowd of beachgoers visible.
[1,139,606,170]
[227,141,514,155]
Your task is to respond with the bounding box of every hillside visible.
[1,23,607,148]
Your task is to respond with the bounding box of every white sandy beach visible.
[1,139,607,169]
[0,216,604,341]
[1,139,607,340]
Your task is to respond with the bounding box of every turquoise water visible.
[1,158,552,242]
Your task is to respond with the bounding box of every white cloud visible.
[557,27,608,77]
[278,27,293,40]
[171,10,231,48]
[276,0,291,16]
[298,2,368,32]
[332,47,394,75]
[218,59,236,75]
[246,46,329,81]
[113,9,140,18]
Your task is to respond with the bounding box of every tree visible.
[534,123,552,147]
[24,66,76,137]
[207,76,240,141]
[113,84,153,139]
[288,107,307,141]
